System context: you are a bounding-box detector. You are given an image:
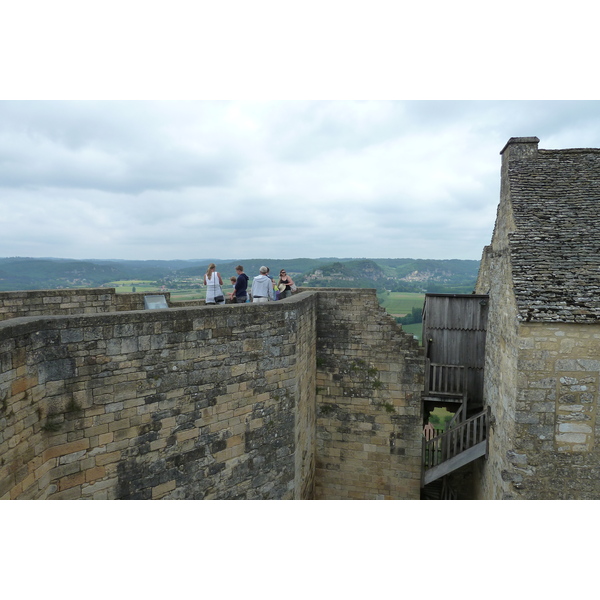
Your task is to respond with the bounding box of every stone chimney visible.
[501,136,539,162]
[500,136,539,181]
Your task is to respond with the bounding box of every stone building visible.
[474,136,600,499]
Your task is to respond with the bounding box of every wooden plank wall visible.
[423,294,489,405]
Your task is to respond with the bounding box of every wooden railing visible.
[422,408,488,480]
[427,363,466,397]
[445,404,465,428]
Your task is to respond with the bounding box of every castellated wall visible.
[0,288,423,500]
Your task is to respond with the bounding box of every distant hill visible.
[175,258,352,278]
[0,257,207,291]
[299,258,479,293]
[0,256,480,293]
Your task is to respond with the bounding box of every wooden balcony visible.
[427,363,466,397]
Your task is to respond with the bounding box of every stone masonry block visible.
[42,439,90,462]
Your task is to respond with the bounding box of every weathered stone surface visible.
[0,287,423,500]
[314,289,423,500]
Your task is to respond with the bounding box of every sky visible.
[1,2,598,266]
[4,99,600,263]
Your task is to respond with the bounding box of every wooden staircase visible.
[422,407,489,486]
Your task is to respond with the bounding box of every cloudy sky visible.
[2,4,598,264]
[3,100,600,262]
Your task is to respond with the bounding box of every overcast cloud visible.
[2,100,600,262]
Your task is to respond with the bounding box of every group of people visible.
[203,263,296,305]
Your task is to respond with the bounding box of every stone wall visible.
[0,288,115,321]
[492,322,600,499]
[0,288,424,500]
[313,289,424,500]
[0,288,175,321]
[474,159,521,499]
[0,296,317,499]
[474,245,520,499]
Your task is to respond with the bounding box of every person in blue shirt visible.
[230,265,249,303]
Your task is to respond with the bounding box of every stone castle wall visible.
[473,140,525,499]
[0,288,423,500]
[0,288,174,321]
[495,322,600,499]
[314,290,423,499]
[0,295,317,499]
[475,246,520,499]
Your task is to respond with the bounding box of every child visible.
[229,276,237,301]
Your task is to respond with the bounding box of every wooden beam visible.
[423,440,487,486]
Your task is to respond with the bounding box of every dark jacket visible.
[235,273,249,297]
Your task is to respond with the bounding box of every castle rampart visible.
[0,288,423,500]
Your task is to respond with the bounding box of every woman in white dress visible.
[204,263,225,305]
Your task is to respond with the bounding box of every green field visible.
[109,280,157,286]
[170,289,208,301]
[377,292,425,343]
[109,280,161,294]
[400,322,423,342]
[377,291,425,317]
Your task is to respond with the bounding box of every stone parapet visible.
[0,295,317,499]
[0,288,116,321]
[0,288,184,321]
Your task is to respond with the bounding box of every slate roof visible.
[508,147,600,323]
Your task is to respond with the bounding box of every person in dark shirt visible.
[277,269,295,299]
[231,265,249,303]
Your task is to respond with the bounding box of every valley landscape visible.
[0,256,480,341]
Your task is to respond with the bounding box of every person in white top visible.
[204,263,225,304]
[251,266,275,303]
